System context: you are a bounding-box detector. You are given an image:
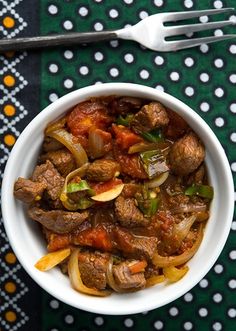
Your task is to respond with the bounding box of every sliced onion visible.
[146,275,165,287]
[146,172,169,188]
[106,257,123,293]
[88,128,106,159]
[45,116,67,134]
[170,204,207,214]
[46,128,88,167]
[173,215,197,246]
[91,184,124,202]
[152,224,203,267]
[68,249,111,296]
[128,141,171,154]
[163,265,189,282]
[35,248,71,271]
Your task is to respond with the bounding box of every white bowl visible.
[2,83,234,315]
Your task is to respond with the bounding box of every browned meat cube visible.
[110,97,144,115]
[86,159,120,182]
[42,136,63,152]
[120,183,143,198]
[77,251,110,290]
[113,227,157,260]
[28,206,89,234]
[40,148,76,177]
[31,160,65,201]
[169,132,205,176]
[113,260,146,290]
[115,196,148,227]
[131,102,169,133]
[14,177,46,203]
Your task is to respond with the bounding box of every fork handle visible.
[0,31,118,52]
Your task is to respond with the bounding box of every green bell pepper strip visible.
[141,128,163,142]
[184,184,214,199]
[116,114,134,126]
[67,180,91,193]
[138,197,160,217]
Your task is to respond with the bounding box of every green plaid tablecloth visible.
[1,0,236,330]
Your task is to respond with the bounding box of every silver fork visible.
[0,8,235,52]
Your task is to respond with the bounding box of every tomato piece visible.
[67,100,113,137]
[112,124,143,150]
[113,143,148,179]
[90,178,123,195]
[72,226,112,251]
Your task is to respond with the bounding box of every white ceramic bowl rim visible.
[1,83,235,315]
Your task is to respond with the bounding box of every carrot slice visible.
[128,260,147,274]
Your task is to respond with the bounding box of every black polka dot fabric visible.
[0,0,236,330]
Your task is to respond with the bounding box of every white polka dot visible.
[214,87,224,98]
[200,102,210,112]
[155,85,165,92]
[64,79,73,89]
[214,58,224,68]
[50,299,59,309]
[109,67,119,77]
[229,250,236,259]
[228,308,236,318]
[140,69,150,79]
[124,53,134,63]
[184,0,193,8]
[200,72,209,83]
[78,7,89,17]
[214,1,223,8]
[63,20,73,30]
[79,66,89,75]
[170,71,180,81]
[231,162,236,172]
[185,86,194,97]
[65,315,74,324]
[229,44,236,54]
[49,63,59,74]
[183,321,193,330]
[214,29,223,36]
[94,22,104,31]
[94,51,104,61]
[154,0,164,6]
[198,307,208,317]
[230,103,236,113]
[123,0,133,4]
[230,15,236,24]
[184,57,194,67]
[231,221,236,230]
[229,74,236,84]
[215,117,225,127]
[213,293,223,303]
[110,40,119,47]
[212,322,222,331]
[48,4,58,15]
[154,320,164,330]
[230,133,236,142]
[214,264,224,274]
[49,93,58,102]
[199,15,209,23]
[109,9,119,18]
[155,56,164,66]
[228,279,236,289]
[124,318,134,327]
[94,316,104,326]
[169,307,179,316]
[64,50,74,59]
[199,278,208,288]
[200,44,209,53]
[184,292,193,302]
[139,11,149,19]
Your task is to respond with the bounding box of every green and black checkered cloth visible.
[0,1,236,330]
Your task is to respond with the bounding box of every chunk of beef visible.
[31,160,64,201]
[113,227,157,260]
[169,132,205,176]
[163,109,189,139]
[42,136,63,152]
[115,196,148,227]
[86,159,120,182]
[78,251,110,290]
[121,183,143,198]
[40,149,76,177]
[28,206,89,234]
[131,102,169,133]
[109,97,144,115]
[14,177,46,203]
[113,260,146,291]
